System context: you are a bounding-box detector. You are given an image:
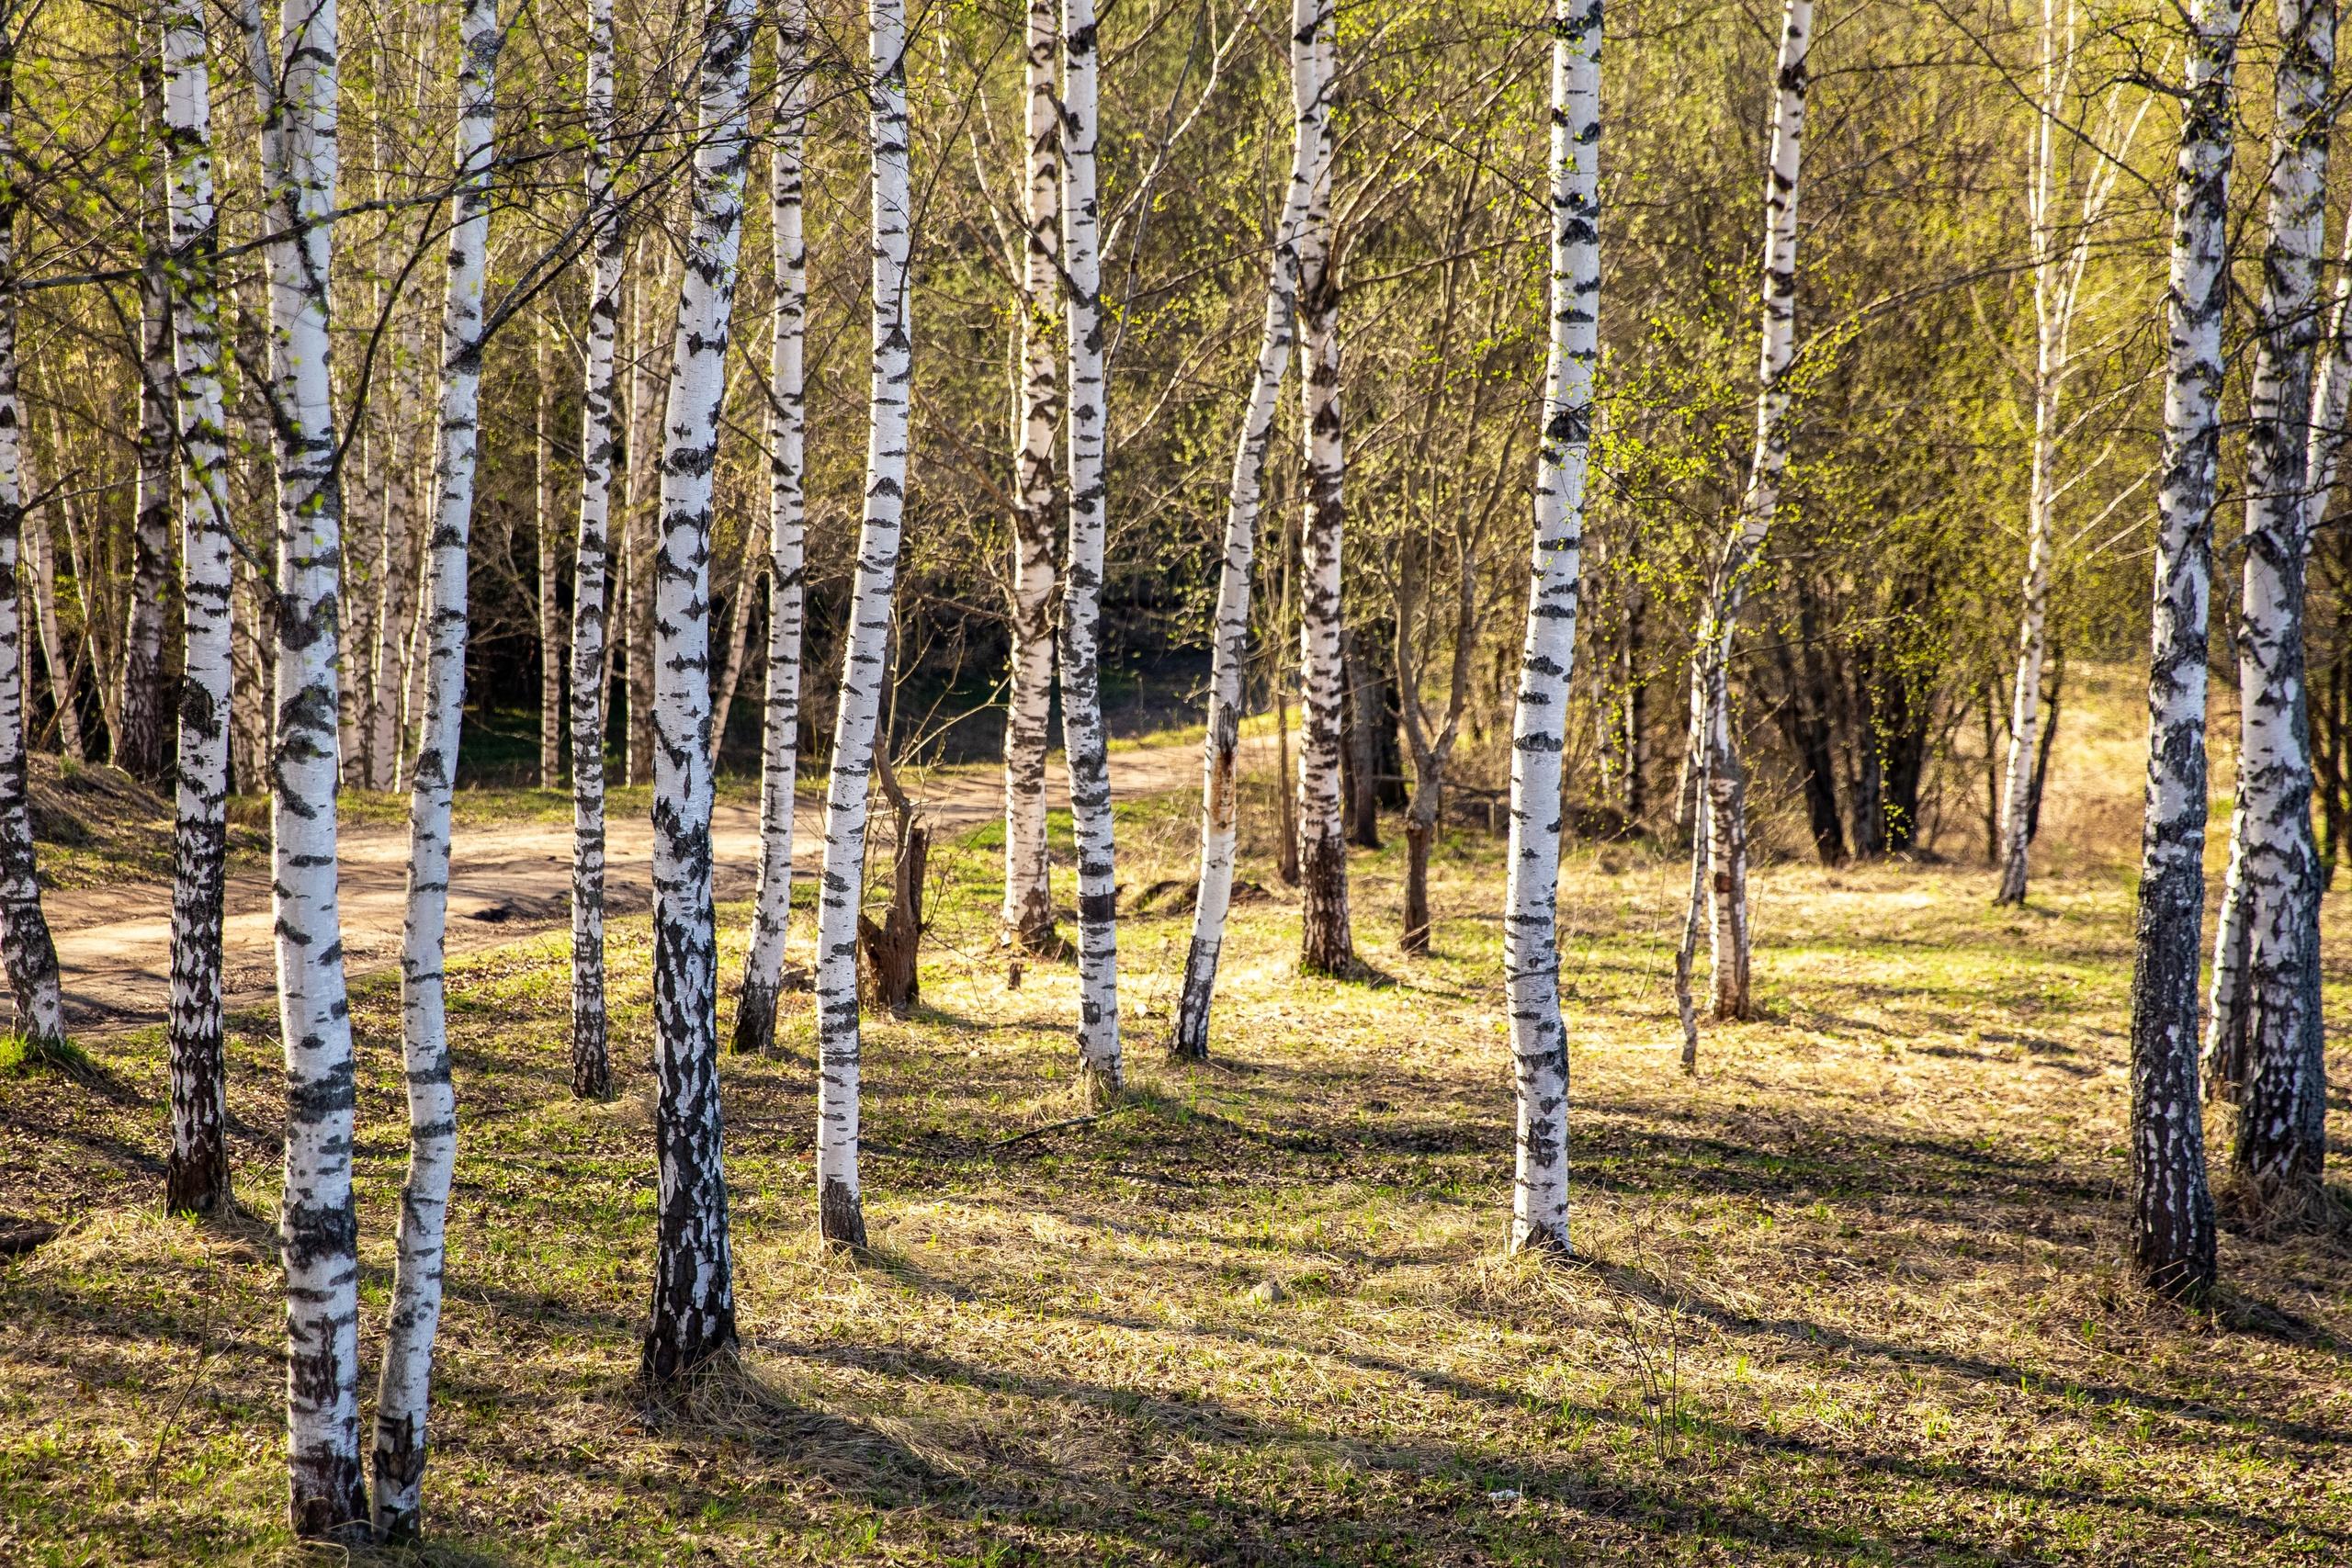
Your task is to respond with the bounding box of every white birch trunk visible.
[1996,3,2066,908]
[162,0,235,1216]
[1059,0,1120,1097]
[731,22,808,1056]
[569,0,620,1099]
[369,0,496,1532]
[814,0,912,1247]
[0,43,63,1050]
[1293,0,1352,976]
[2218,0,2331,1223]
[1170,0,1320,1060]
[254,0,369,1534]
[1686,0,1812,1024]
[1502,0,1596,1255]
[641,0,754,1380]
[1002,0,1062,951]
[2128,0,2235,1301]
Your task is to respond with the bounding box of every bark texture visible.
[568,0,621,1100]
[2219,0,2331,1225]
[1292,0,1352,976]
[162,0,234,1216]
[642,0,755,1382]
[2128,0,2235,1301]
[1001,0,1061,953]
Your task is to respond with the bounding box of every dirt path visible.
[48,741,1208,1032]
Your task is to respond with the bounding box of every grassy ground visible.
[5,747,2352,1563]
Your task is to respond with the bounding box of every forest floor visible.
[5,680,2352,1564]
[29,737,1212,1030]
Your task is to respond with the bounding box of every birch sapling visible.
[1003,0,1063,954]
[568,0,621,1100]
[2126,0,2237,1301]
[1501,0,1597,1255]
[733,8,809,1056]
[813,0,913,1246]
[162,0,236,1215]
[641,0,757,1382]
[370,0,498,1531]
[1060,0,1121,1098]
[1170,0,1320,1060]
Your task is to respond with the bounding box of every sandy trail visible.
[46,741,1207,1032]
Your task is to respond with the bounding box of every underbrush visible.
[3,791,2348,1563]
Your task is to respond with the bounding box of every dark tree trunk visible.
[1342,628,1382,849]
[859,804,928,1017]
[2025,652,2062,844]
[1401,807,1434,953]
[1768,628,1847,864]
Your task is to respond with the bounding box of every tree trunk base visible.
[1078,1058,1123,1111]
[730,980,779,1055]
[819,1177,868,1249]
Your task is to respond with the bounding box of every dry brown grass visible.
[3,688,2350,1563]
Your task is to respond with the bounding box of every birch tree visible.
[642,0,755,1381]
[253,0,369,1533]
[1292,0,1352,976]
[0,17,63,1053]
[813,0,912,1246]
[568,0,620,1100]
[2211,0,2332,1224]
[1994,2,2151,907]
[1059,0,1120,1097]
[1679,0,1813,1025]
[162,0,235,1216]
[1501,0,1596,1256]
[370,0,498,1531]
[1170,0,1320,1060]
[732,6,808,1057]
[2126,0,2235,1301]
[1002,0,1062,955]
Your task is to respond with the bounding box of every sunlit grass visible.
[3,773,2349,1563]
